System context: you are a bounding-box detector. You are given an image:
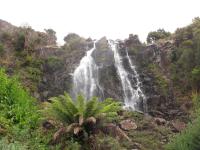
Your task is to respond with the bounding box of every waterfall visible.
[109,40,146,111]
[72,41,103,100]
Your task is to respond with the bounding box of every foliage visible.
[25,67,42,82]
[46,56,63,71]
[0,32,11,43]
[14,32,25,51]
[165,117,200,150]
[191,92,200,114]
[43,93,122,147]
[44,93,122,125]
[63,33,86,51]
[93,136,125,150]
[44,29,57,45]
[0,138,27,150]
[0,69,46,149]
[0,69,39,129]
[147,29,171,43]
[191,67,200,90]
[148,64,168,95]
[169,17,200,92]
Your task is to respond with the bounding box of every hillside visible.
[0,18,200,149]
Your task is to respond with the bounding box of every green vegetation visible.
[148,64,169,96]
[63,33,86,51]
[0,69,43,149]
[166,116,200,150]
[170,17,200,92]
[14,32,25,51]
[1,17,200,149]
[45,56,63,71]
[43,93,122,147]
[191,67,200,90]
[147,29,171,44]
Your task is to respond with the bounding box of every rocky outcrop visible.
[121,35,179,116]
[92,38,123,100]
[37,40,90,100]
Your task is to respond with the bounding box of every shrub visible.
[192,92,200,114]
[191,67,200,90]
[46,56,63,71]
[148,64,168,95]
[147,29,171,43]
[165,117,200,150]
[93,136,125,150]
[14,32,25,51]
[0,69,39,130]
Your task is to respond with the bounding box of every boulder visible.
[120,119,137,131]
[154,117,167,125]
[171,120,186,132]
[102,123,131,141]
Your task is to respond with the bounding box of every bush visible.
[148,64,168,95]
[165,117,200,150]
[147,29,171,43]
[0,69,39,130]
[46,56,63,71]
[93,136,125,150]
[14,32,25,51]
[191,67,200,90]
[192,92,200,114]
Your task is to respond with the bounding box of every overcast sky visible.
[0,0,200,44]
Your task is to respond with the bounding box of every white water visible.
[109,40,146,111]
[72,41,103,100]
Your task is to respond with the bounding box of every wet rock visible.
[120,119,137,131]
[92,37,114,67]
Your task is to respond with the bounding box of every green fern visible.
[43,93,122,144]
[44,93,121,125]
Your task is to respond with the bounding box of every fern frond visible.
[84,97,99,118]
[76,95,85,116]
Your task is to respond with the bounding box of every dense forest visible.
[0,17,200,150]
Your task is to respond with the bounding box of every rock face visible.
[122,35,178,115]
[37,41,89,100]
[92,37,123,100]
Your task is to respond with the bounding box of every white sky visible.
[0,0,200,44]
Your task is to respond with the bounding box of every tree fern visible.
[76,95,85,116]
[84,97,99,118]
[44,93,122,125]
[43,93,123,144]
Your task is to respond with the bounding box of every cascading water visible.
[109,40,146,111]
[72,41,103,100]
